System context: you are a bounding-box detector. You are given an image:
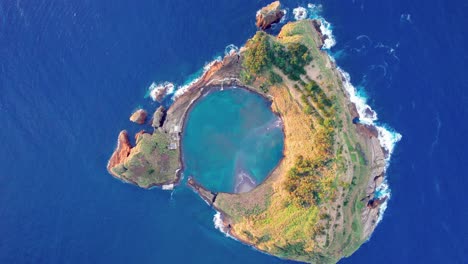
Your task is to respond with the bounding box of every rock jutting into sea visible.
[107,130,132,177]
[151,106,166,129]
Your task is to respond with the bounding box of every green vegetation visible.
[268,70,283,84]
[242,31,312,84]
[243,32,271,75]
[269,41,312,80]
[284,79,338,208]
[111,131,179,188]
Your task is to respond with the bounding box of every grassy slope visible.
[215,20,371,263]
[111,131,179,188]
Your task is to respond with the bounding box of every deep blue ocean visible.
[1,0,467,263]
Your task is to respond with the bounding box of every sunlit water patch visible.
[182,87,284,193]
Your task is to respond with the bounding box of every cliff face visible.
[107,130,132,176]
[256,1,284,30]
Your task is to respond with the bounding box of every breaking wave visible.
[162,183,174,190]
[147,81,174,101]
[213,211,233,238]
[279,9,288,23]
[147,54,225,102]
[173,56,222,99]
[338,67,401,222]
[374,181,391,222]
[294,4,336,49]
[293,7,308,20]
[224,44,239,56]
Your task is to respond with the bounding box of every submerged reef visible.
[107,2,399,263]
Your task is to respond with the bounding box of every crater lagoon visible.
[182,87,284,193]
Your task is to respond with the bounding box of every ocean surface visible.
[0,0,467,263]
[182,88,284,193]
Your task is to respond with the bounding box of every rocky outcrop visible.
[135,130,148,141]
[129,109,147,124]
[367,197,387,209]
[356,123,379,138]
[349,103,360,120]
[187,177,217,205]
[360,135,387,240]
[363,106,376,120]
[152,106,166,128]
[312,20,331,47]
[149,82,174,102]
[256,1,284,30]
[107,130,132,175]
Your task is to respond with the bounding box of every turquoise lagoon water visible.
[182,87,284,193]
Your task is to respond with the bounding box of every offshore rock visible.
[255,1,284,30]
[129,109,147,125]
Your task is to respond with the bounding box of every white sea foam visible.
[293,4,336,49]
[377,125,402,159]
[318,19,336,49]
[173,56,222,99]
[340,70,377,123]
[279,9,288,23]
[213,211,233,238]
[337,66,401,223]
[224,44,239,56]
[148,81,175,101]
[375,180,391,222]
[162,184,174,190]
[293,7,307,20]
[307,4,336,49]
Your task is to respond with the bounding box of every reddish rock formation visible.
[107,130,132,174]
[135,130,147,141]
[129,109,147,124]
[255,1,284,30]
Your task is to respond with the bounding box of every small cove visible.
[182,87,284,193]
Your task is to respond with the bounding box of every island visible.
[107,2,391,263]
